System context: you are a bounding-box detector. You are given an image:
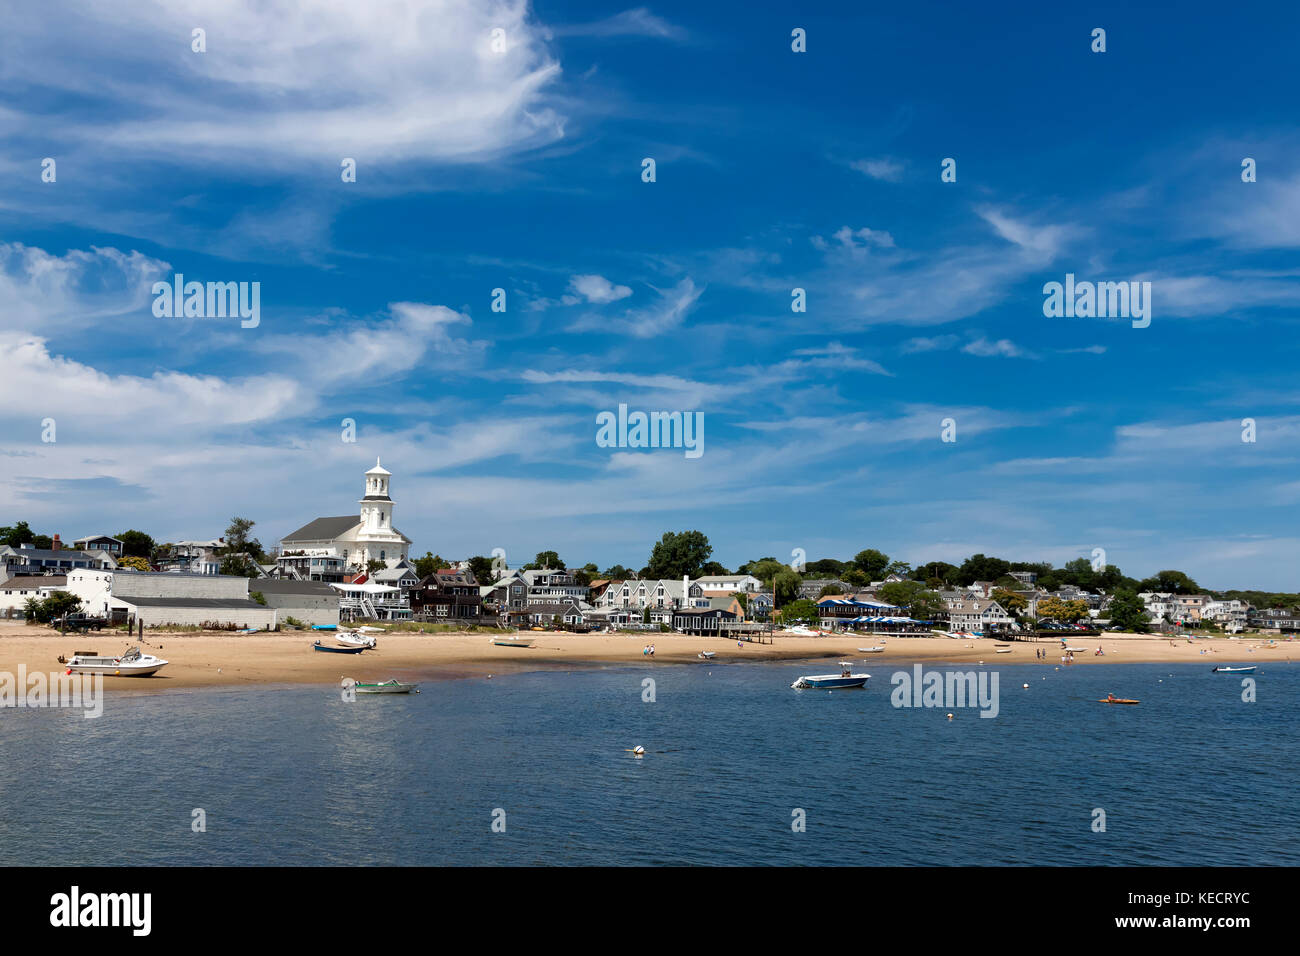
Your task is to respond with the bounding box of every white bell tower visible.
[360,458,393,534]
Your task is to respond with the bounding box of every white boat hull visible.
[67,660,167,677]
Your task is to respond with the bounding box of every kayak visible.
[1098,698,1140,705]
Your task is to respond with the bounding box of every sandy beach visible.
[0,620,1293,693]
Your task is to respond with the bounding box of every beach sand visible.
[0,620,1292,694]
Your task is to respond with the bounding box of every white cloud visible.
[554,8,688,41]
[850,158,904,182]
[962,337,1032,358]
[3,0,566,167]
[569,277,702,338]
[567,274,633,304]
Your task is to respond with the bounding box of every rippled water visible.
[1,660,1295,865]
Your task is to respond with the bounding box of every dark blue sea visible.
[2,660,1295,865]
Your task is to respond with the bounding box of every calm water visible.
[1,659,1296,865]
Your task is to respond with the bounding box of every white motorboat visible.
[336,630,376,648]
[858,646,886,653]
[698,651,716,659]
[60,646,168,677]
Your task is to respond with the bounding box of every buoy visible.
[946,713,954,720]
[1022,683,1029,689]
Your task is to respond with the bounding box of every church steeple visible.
[360,458,393,532]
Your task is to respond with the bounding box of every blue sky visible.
[1,0,1297,589]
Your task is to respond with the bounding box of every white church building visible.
[279,459,412,574]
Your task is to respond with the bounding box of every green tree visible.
[852,549,891,580]
[602,564,633,580]
[878,579,925,608]
[992,588,1028,616]
[414,552,452,578]
[915,561,958,585]
[531,550,564,569]
[221,518,265,562]
[778,598,818,623]
[366,559,385,574]
[747,558,790,588]
[646,531,713,579]
[957,553,1011,585]
[1037,597,1089,623]
[772,569,802,606]
[907,589,946,622]
[117,555,152,572]
[466,555,495,583]
[699,560,730,576]
[0,521,36,548]
[250,591,268,606]
[24,591,82,625]
[32,534,53,549]
[804,558,847,576]
[1136,570,1200,595]
[1107,589,1149,632]
[220,554,261,578]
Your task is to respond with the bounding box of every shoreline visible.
[1,621,1293,694]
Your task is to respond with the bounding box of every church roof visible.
[281,516,360,543]
[366,457,392,476]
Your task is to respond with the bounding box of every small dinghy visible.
[858,646,886,653]
[311,624,337,631]
[1212,665,1256,673]
[996,648,1013,654]
[698,651,716,659]
[313,640,366,654]
[491,638,535,648]
[349,678,418,694]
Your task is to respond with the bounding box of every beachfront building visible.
[1246,607,1300,633]
[253,579,341,628]
[671,607,738,634]
[410,569,484,622]
[275,551,347,582]
[64,568,276,629]
[330,580,411,621]
[280,459,412,573]
[0,575,69,619]
[1202,599,1249,628]
[945,597,1015,635]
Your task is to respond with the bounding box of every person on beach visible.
[649,644,655,657]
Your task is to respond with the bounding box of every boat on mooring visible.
[349,678,419,695]
[312,640,366,654]
[1212,665,1256,673]
[60,646,168,677]
[791,663,869,690]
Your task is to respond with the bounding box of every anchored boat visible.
[349,679,419,695]
[60,646,168,677]
[791,663,869,690]
[1212,665,1256,673]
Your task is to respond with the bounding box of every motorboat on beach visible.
[858,646,886,653]
[698,651,716,659]
[336,630,376,648]
[313,640,366,654]
[60,646,168,677]
[791,663,869,690]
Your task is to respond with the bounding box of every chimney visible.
[52,534,61,552]
[683,573,689,608]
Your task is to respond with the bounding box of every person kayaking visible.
[1107,693,1115,702]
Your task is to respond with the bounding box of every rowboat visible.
[791,664,869,690]
[858,646,886,653]
[698,651,716,659]
[995,648,1013,654]
[1098,696,1140,705]
[311,624,337,631]
[492,639,535,648]
[60,646,168,677]
[993,643,1011,648]
[350,679,419,695]
[312,640,365,654]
